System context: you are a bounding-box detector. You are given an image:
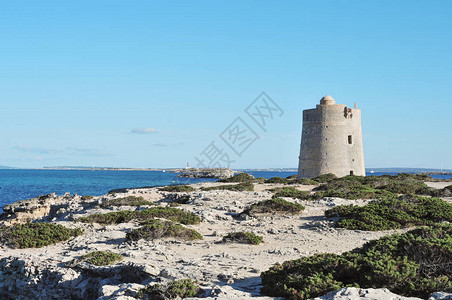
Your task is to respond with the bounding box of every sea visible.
[0,169,451,212]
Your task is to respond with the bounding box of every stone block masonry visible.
[298,95,365,178]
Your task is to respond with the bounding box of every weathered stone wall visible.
[298,98,365,178]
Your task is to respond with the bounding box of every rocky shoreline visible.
[173,168,235,179]
[0,179,451,299]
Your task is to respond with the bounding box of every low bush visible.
[272,187,310,199]
[202,182,254,192]
[430,185,452,197]
[0,222,84,249]
[286,174,298,179]
[217,172,256,183]
[311,185,395,200]
[287,178,319,185]
[311,173,337,183]
[81,195,94,200]
[100,196,154,208]
[158,185,195,192]
[126,219,202,242]
[314,174,434,197]
[138,279,201,299]
[166,194,191,204]
[243,198,305,216]
[325,196,452,231]
[80,250,123,266]
[264,177,288,184]
[256,177,267,183]
[261,223,452,299]
[77,207,201,225]
[222,232,263,245]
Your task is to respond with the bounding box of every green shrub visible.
[429,185,452,197]
[126,219,202,242]
[311,173,337,183]
[138,279,200,299]
[313,174,434,198]
[217,172,256,183]
[81,195,94,200]
[100,196,154,208]
[80,250,123,266]
[256,177,267,183]
[158,185,196,192]
[243,198,305,216]
[311,185,395,200]
[222,232,263,245]
[261,223,452,299]
[264,177,288,184]
[286,174,298,179]
[202,182,254,192]
[77,207,201,225]
[325,196,452,231]
[287,178,319,185]
[0,223,84,249]
[168,194,191,204]
[272,187,310,199]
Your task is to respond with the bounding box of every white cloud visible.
[130,128,158,134]
[14,146,62,154]
[14,146,111,157]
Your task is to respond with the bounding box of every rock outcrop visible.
[175,168,235,179]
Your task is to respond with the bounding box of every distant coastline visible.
[0,166,451,175]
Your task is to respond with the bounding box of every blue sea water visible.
[0,169,450,212]
[0,169,218,211]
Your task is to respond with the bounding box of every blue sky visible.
[0,1,451,169]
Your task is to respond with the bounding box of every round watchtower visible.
[297,96,365,178]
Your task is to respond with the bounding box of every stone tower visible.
[297,95,365,178]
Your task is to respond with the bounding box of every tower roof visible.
[320,95,335,105]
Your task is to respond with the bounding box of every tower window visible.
[350,170,354,175]
[348,135,352,144]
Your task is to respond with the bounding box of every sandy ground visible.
[425,181,451,189]
[0,181,425,299]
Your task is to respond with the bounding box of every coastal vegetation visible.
[287,177,319,185]
[77,207,201,225]
[201,182,254,192]
[263,173,442,201]
[261,223,452,299]
[81,195,94,200]
[80,251,123,266]
[269,187,310,199]
[264,177,288,184]
[243,198,305,216]
[126,219,202,242]
[311,173,338,183]
[0,222,83,249]
[312,173,433,196]
[222,231,263,245]
[100,196,154,208]
[217,172,257,183]
[430,184,452,197]
[158,185,196,192]
[167,194,191,204]
[138,279,201,299]
[325,195,452,231]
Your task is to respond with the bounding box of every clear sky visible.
[1,1,451,169]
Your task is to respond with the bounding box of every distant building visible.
[297,95,365,178]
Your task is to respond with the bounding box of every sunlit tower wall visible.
[297,95,365,178]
